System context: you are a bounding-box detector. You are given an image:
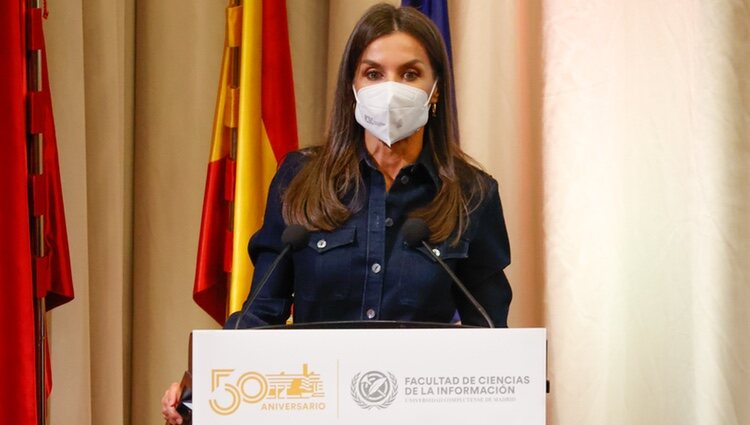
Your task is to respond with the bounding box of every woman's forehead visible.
[359,32,430,67]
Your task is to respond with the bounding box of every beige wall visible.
[44,0,749,424]
[45,1,91,424]
[542,1,750,423]
[130,2,226,425]
[450,0,545,327]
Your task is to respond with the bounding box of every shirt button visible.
[384,217,394,227]
[316,239,327,249]
[371,263,382,274]
[400,175,410,185]
[366,309,376,319]
[432,248,441,257]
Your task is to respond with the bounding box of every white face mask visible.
[353,80,438,147]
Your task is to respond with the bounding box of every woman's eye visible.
[403,71,419,81]
[366,70,381,80]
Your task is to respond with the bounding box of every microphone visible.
[233,224,310,329]
[402,218,495,328]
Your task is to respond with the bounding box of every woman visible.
[162,4,511,423]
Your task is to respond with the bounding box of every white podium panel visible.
[193,328,546,425]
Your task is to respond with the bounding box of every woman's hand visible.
[161,382,183,424]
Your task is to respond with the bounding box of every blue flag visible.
[402,0,453,65]
[402,0,456,119]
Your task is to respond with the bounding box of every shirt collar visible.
[357,140,441,188]
[415,141,440,187]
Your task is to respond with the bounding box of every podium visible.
[190,322,546,424]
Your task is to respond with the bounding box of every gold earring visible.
[431,103,437,117]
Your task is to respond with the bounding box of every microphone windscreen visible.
[281,224,310,251]
[403,218,431,247]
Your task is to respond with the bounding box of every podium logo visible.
[209,363,325,415]
[350,371,398,410]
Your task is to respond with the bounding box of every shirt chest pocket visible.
[293,227,357,301]
[397,239,469,308]
[414,239,470,263]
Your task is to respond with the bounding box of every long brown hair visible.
[283,3,488,244]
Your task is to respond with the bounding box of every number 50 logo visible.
[209,369,268,415]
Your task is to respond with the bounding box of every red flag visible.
[34,7,76,399]
[0,3,74,420]
[0,2,39,423]
[33,8,75,309]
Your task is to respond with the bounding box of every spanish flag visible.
[1,2,75,422]
[193,0,298,324]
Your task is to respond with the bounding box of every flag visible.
[402,0,457,125]
[0,2,38,422]
[30,6,77,397]
[33,8,76,310]
[0,2,74,423]
[194,0,298,324]
[402,0,453,65]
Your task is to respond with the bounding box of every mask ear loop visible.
[424,79,439,107]
[352,85,361,106]
[426,79,439,118]
[352,84,359,109]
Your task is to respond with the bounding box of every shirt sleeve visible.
[454,178,513,327]
[224,153,305,329]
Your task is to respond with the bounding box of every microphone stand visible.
[233,243,292,329]
[420,240,495,328]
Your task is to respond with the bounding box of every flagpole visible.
[226,0,241,317]
[27,0,47,423]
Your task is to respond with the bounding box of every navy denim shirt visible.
[226,146,512,328]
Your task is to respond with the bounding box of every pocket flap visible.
[308,227,357,253]
[413,239,469,262]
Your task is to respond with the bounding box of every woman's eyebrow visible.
[360,59,382,68]
[360,58,425,68]
[398,59,426,68]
